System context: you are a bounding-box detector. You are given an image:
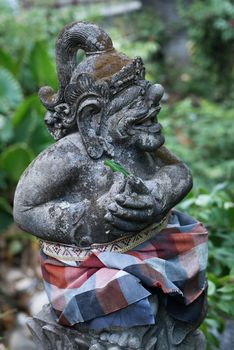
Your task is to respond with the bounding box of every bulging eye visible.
[147,84,164,107]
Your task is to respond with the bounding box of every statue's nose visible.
[147,84,164,107]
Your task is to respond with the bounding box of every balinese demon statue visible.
[13,22,208,350]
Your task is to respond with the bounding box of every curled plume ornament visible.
[39,21,114,110]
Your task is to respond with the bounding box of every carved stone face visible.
[105,80,165,153]
[42,73,165,158]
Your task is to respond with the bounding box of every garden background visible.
[0,0,233,349]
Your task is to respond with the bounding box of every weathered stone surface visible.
[14,21,192,246]
[28,304,206,350]
[13,20,206,350]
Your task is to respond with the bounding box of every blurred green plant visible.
[178,183,234,349]
[0,68,23,114]
[159,96,234,348]
[161,98,234,188]
[107,10,164,81]
[178,0,234,105]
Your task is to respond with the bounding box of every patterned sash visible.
[40,210,208,329]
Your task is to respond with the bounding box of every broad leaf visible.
[12,94,42,127]
[0,143,34,182]
[0,68,23,114]
[29,41,57,88]
[0,48,18,75]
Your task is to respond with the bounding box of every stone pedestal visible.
[27,304,206,350]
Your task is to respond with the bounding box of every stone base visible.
[27,304,206,350]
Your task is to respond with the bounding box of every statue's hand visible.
[105,175,159,232]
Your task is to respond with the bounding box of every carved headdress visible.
[39,21,145,110]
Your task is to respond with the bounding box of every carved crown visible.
[39,21,145,111]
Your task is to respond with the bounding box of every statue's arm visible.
[107,146,192,232]
[145,145,193,216]
[13,142,87,243]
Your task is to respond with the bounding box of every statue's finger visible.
[125,175,149,195]
[110,207,154,223]
[115,194,153,209]
[105,214,147,231]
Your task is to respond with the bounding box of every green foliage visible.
[107,11,164,81]
[29,41,57,89]
[0,144,34,183]
[0,68,23,115]
[104,160,130,177]
[160,98,234,187]
[163,97,234,348]
[178,0,234,104]
[178,183,234,349]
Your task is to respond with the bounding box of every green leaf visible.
[12,101,40,145]
[205,318,220,330]
[179,198,195,210]
[0,143,34,182]
[0,48,18,75]
[218,284,234,294]
[195,194,211,207]
[29,118,53,153]
[207,273,220,285]
[0,115,14,144]
[12,94,42,127]
[208,280,216,296]
[217,302,230,314]
[11,95,52,153]
[211,182,228,194]
[29,41,57,88]
[0,68,23,114]
[104,160,130,177]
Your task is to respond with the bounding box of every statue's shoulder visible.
[24,132,86,178]
[43,131,84,158]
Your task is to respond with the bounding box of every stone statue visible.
[13,21,208,350]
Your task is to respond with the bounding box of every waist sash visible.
[40,210,208,329]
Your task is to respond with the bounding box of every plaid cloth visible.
[40,210,208,329]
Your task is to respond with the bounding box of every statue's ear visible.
[77,97,104,159]
[65,73,109,159]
